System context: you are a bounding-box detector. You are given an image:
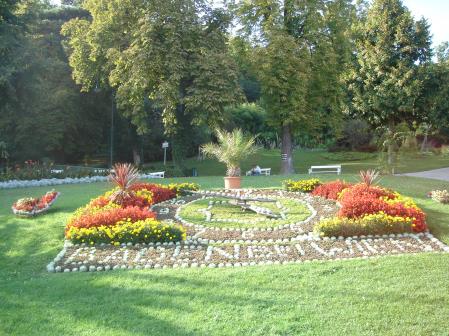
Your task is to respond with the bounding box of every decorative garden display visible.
[12,190,60,217]
[47,178,449,273]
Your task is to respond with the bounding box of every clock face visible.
[152,189,340,243]
[178,196,312,229]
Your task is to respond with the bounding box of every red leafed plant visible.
[66,206,156,231]
[130,183,176,204]
[311,180,353,200]
[109,163,140,205]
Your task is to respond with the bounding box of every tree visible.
[347,0,432,165]
[61,0,243,172]
[420,42,449,133]
[234,0,354,174]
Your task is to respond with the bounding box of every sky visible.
[50,0,448,47]
[402,0,449,47]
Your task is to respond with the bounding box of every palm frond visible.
[201,128,260,177]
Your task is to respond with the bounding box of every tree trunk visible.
[420,125,429,153]
[132,148,141,166]
[280,124,295,175]
[387,121,396,173]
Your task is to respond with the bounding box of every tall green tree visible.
[62,0,243,172]
[420,42,449,132]
[347,0,432,164]
[0,0,25,146]
[235,0,354,174]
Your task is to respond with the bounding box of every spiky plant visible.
[109,163,140,204]
[201,128,259,177]
[359,169,380,187]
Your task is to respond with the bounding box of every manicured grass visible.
[178,197,311,228]
[144,149,449,176]
[1,175,449,335]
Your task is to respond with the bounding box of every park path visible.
[397,167,449,182]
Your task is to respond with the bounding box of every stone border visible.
[47,232,449,273]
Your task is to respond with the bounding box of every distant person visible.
[251,165,262,176]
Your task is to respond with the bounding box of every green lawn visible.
[1,175,449,335]
[144,149,449,176]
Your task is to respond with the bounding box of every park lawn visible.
[143,149,449,176]
[1,175,449,336]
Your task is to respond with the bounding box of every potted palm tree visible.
[201,128,259,189]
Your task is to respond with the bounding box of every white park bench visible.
[94,168,111,174]
[308,165,341,175]
[145,171,165,178]
[50,169,64,174]
[246,168,271,176]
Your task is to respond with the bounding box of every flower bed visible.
[313,181,428,237]
[430,190,449,204]
[65,181,193,245]
[12,190,60,217]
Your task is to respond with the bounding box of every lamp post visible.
[110,92,115,168]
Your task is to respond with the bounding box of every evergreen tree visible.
[347,0,432,164]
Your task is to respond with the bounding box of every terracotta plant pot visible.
[224,176,241,189]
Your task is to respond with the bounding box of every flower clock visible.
[47,172,449,273]
[12,190,60,217]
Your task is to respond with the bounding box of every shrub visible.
[283,179,322,193]
[311,180,352,200]
[314,212,415,237]
[66,206,156,231]
[430,190,449,204]
[66,218,186,245]
[168,182,200,196]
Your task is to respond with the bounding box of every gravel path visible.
[397,167,449,182]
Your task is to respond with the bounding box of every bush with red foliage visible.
[130,183,176,204]
[311,180,353,200]
[67,206,156,231]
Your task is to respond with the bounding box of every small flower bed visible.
[66,218,186,245]
[283,179,322,193]
[313,182,427,237]
[12,190,60,217]
[430,190,449,204]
